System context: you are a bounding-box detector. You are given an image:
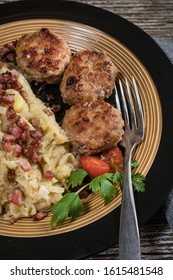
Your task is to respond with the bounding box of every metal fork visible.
[115,77,144,260]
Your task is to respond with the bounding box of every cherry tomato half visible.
[101,146,123,172]
[80,156,111,177]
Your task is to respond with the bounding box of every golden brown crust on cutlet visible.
[60,50,118,105]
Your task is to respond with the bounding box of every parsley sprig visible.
[51,160,145,228]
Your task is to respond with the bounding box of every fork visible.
[115,77,144,260]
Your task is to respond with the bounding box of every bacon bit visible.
[7,188,24,205]
[22,145,32,157]
[31,151,41,163]
[5,94,15,104]
[6,108,17,120]
[33,211,48,221]
[31,139,42,149]
[2,134,15,142]
[22,145,41,163]
[29,130,43,139]
[44,171,54,180]
[2,142,14,152]
[11,80,22,91]
[11,126,22,139]
[20,159,31,171]
[17,118,29,130]
[20,130,28,141]
[14,144,22,157]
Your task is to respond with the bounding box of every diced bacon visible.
[15,144,22,157]
[11,126,22,139]
[7,188,24,205]
[20,159,31,171]
[12,80,22,91]
[6,108,16,120]
[2,142,14,152]
[34,211,48,221]
[5,94,15,104]
[17,119,29,130]
[22,145,31,157]
[2,134,15,142]
[44,171,54,180]
[29,130,43,139]
[31,151,41,163]
[20,130,28,141]
[31,139,42,149]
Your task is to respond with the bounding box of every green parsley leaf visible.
[67,168,88,189]
[89,173,113,193]
[89,173,116,204]
[51,192,84,228]
[132,173,146,192]
[112,171,123,188]
[68,194,84,220]
[131,159,139,168]
[99,180,116,205]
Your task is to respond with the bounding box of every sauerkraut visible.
[0,62,77,222]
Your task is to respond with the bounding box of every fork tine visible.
[118,80,129,126]
[132,77,144,138]
[114,84,121,111]
[125,78,137,130]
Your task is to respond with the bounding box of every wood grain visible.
[89,209,173,260]
[68,0,173,38]
[0,0,173,38]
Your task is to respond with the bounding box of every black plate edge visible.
[0,0,173,259]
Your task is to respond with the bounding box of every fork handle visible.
[119,149,141,260]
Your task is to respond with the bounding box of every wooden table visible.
[0,0,173,260]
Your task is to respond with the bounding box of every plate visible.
[0,19,162,238]
[0,0,173,259]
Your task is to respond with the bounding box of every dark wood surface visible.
[73,0,173,38]
[0,0,173,38]
[0,0,173,260]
